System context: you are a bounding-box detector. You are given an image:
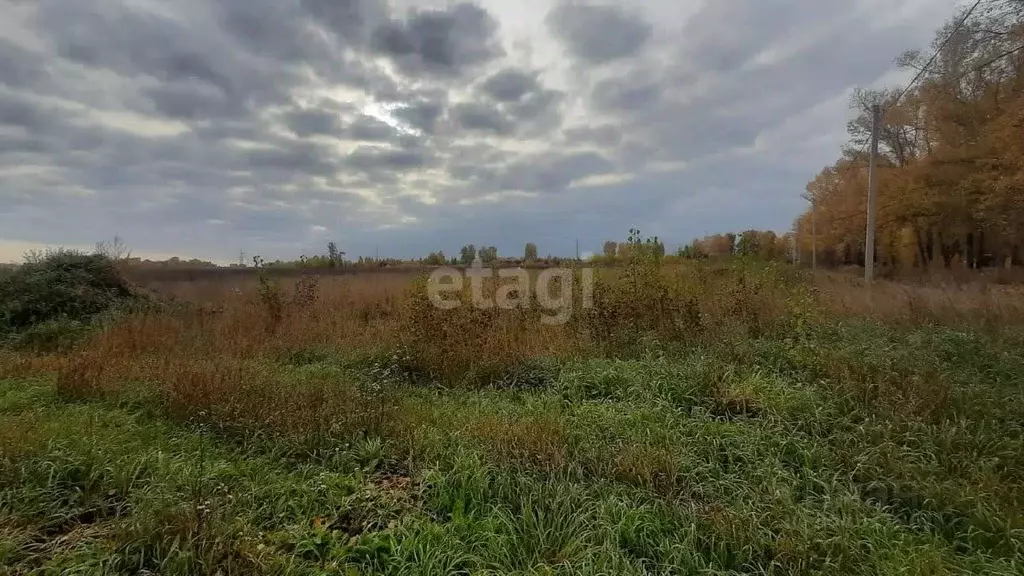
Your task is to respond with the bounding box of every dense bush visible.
[398,275,569,385]
[6,319,91,353]
[0,250,141,334]
[581,256,810,352]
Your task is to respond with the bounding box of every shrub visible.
[398,275,577,385]
[8,319,90,353]
[0,250,141,331]
[581,257,809,352]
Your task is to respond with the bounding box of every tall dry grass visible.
[47,261,802,426]
[815,271,1024,328]
[30,259,1024,449]
[7,260,1024,574]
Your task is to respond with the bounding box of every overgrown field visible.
[2,254,1024,574]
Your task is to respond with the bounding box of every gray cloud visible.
[345,145,432,173]
[192,121,271,143]
[546,1,652,64]
[283,107,345,137]
[0,37,48,90]
[0,91,61,131]
[216,0,321,64]
[0,133,51,156]
[591,72,662,112]
[564,124,622,148]
[674,1,838,76]
[451,101,514,135]
[447,162,498,184]
[36,2,231,88]
[585,0,935,166]
[29,0,310,130]
[392,99,446,134]
[300,0,389,46]
[444,143,505,183]
[143,80,242,121]
[498,151,614,192]
[0,0,962,263]
[370,2,504,77]
[479,68,540,102]
[349,114,398,141]
[471,67,564,134]
[506,87,564,126]
[242,143,339,179]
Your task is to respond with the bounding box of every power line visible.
[888,0,984,111]
[954,41,1024,80]
[801,0,996,231]
[817,40,1024,227]
[798,2,1023,270]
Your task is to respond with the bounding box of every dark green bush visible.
[8,318,91,353]
[0,250,141,332]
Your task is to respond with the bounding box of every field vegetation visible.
[1,244,1023,575]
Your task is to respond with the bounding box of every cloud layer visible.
[0,0,961,262]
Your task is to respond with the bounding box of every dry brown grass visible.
[57,348,395,445]
[0,353,66,380]
[25,260,1022,455]
[815,271,1024,328]
[47,269,584,437]
[461,409,569,472]
[611,444,683,495]
[583,262,807,349]
[154,271,417,305]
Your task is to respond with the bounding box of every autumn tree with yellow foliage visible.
[798,0,1024,270]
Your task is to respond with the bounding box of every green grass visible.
[2,321,1023,574]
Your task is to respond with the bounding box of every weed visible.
[4,250,1024,574]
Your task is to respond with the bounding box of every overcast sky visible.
[0,0,963,263]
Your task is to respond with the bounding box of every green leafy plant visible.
[252,255,285,332]
[0,250,140,331]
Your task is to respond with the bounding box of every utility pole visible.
[575,239,580,261]
[865,104,881,283]
[800,191,816,270]
[811,195,817,271]
[794,221,800,266]
[792,229,799,266]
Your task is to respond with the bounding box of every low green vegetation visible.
[2,244,1023,574]
[0,251,150,353]
[3,312,1023,574]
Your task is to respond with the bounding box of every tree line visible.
[676,230,792,261]
[797,0,1024,270]
[590,229,794,264]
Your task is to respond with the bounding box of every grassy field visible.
[2,259,1024,574]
